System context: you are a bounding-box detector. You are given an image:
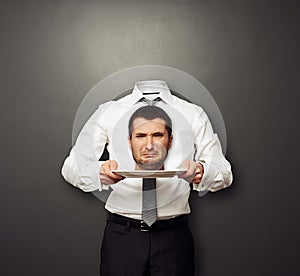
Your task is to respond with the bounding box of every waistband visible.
[107,212,189,232]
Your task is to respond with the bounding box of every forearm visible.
[61,151,106,192]
[194,158,233,192]
[192,107,233,193]
[61,103,112,192]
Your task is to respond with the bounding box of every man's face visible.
[129,117,172,170]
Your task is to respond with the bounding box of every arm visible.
[61,102,113,192]
[193,106,233,192]
[179,106,232,193]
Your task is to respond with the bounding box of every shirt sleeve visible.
[61,102,111,192]
[191,106,233,193]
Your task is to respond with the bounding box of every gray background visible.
[0,0,299,275]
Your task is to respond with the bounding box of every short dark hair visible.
[128,106,172,138]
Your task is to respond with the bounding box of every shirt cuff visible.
[192,162,224,192]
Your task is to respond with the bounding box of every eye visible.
[153,132,164,137]
[135,133,146,138]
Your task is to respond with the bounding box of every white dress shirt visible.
[61,80,233,219]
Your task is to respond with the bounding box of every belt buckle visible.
[140,221,150,232]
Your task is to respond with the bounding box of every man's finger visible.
[178,160,204,183]
[100,160,124,185]
[179,161,195,177]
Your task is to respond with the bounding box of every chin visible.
[140,162,163,171]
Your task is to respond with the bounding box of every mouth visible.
[143,154,157,158]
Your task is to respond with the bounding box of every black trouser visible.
[100,215,195,276]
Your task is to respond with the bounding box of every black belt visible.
[107,212,188,232]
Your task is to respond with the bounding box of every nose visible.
[145,135,154,150]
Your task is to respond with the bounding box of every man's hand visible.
[100,160,124,185]
[178,160,204,184]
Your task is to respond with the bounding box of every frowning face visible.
[128,117,173,170]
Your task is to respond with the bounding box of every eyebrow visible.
[153,132,164,136]
[134,131,165,137]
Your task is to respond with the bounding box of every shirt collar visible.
[125,80,173,106]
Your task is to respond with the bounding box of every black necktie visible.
[138,97,161,225]
[142,178,157,226]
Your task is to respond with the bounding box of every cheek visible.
[156,139,170,148]
[131,142,143,155]
[133,141,143,149]
[154,143,168,153]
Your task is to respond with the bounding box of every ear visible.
[168,135,173,150]
[128,136,132,150]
